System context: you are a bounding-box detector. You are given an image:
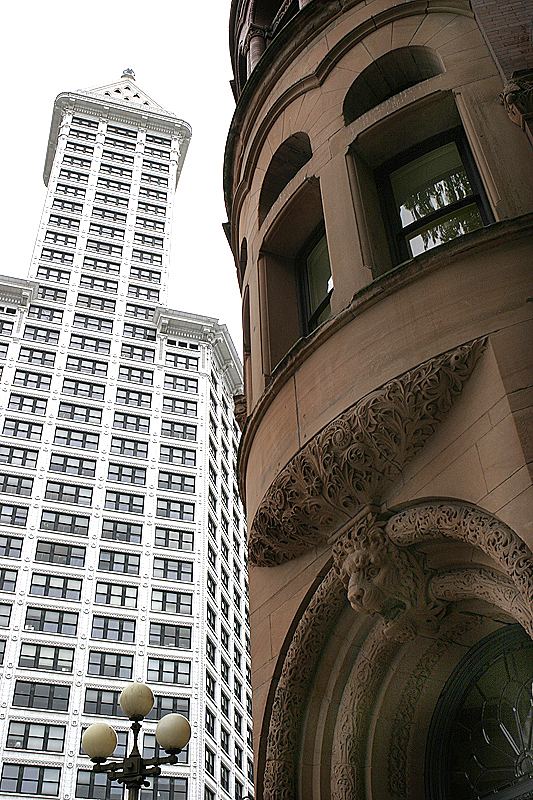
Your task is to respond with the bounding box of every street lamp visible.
[82,682,191,800]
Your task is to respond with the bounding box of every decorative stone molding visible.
[250,339,486,566]
[263,567,347,800]
[500,69,533,130]
[386,502,533,637]
[233,393,247,432]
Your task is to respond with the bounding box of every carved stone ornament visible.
[500,69,533,129]
[261,501,533,800]
[233,393,247,432]
[250,338,486,566]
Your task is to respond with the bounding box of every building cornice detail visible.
[248,338,486,567]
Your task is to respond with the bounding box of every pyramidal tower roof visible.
[80,68,172,115]
[43,70,191,186]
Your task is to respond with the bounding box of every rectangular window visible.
[162,397,197,416]
[83,688,124,716]
[30,573,82,600]
[127,284,160,301]
[52,198,83,213]
[377,132,491,263]
[107,463,146,485]
[49,453,96,477]
[75,771,124,800]
[101,519,142,544]
[0,504,28,527]
[13,680,69,711]
[156,499,194,521]
[147,657,191,685]
[117,366,154,384]
[0,764,61,795]
[146,695,190,721]
[13,370,52,390]
[130,265,161,281]
[44,230,77,248]
[96,178,130,194]
[65,355,107,376]
[69,334,110,354]
[0,473,33,496]
[104,491,144,514]
[110,437,148,459]
[37,286,67,303]
[159,445,196,466]
[6,721,66,753]
[153,557,193,582]
[157,472,195,494]
[0,535,23,558]
[0,445,38,468]
[95,582,138,608]
[18,642,74,672]
[149,623,192,649]
[86,239,123,257]
[125,303,155,319]
[58,402,102,424]
[83,256,121,275]
[113,412,149,433]
[28,306,63,323]
[23,325,60,344]
[8,394,47,415]
[40,510,89,535]
[77,294,116,312]
[141,778,187,800]
[56,183,86,198]
[123,323,157,340]
[161,421,196,441]
[138,200,166,215]
[116,388,151,407]
[87,651,133,679]
[89,221,126,238]
[151,589,192,614]
[205,746,215,776]
[18,347,55,367]
[62,378,105,400]
[165,353,198,370]
[136,216,165,231]
[94,191,129,208]
[73,315,114,334]
[0,603,11,626]
[38,258,72,273]
[206,637,216,665]
[44,481,93,506]
[120,344,155,362]
[53,427,100,449]
[91,616,135,642]
[79,274,118,293]
[153,527,194,550]
[92,206,128,223]
[98,550,140,575]
[0,319,13,335]
[35,540,85,566]
[25,607,78,635]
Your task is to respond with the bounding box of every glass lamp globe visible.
[82,723,117,761]
[120,682,154,720]
[155,714,191,753]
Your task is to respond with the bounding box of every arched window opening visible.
[427,624,533,799]
[343,46,444,125]
[258,133,312,226]
[259,178,328,376]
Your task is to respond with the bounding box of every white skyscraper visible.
[0,72,253,800]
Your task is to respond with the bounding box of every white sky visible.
[1,1,242,353]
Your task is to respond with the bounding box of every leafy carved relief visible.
[249,339,486,567]
[261,501,533,800]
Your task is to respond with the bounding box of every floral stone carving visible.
[250,338,486,566]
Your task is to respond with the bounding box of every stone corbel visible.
[500,69,533,132]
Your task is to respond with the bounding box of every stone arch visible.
[259,500,533,800]
[343,45,444,125]
[258,132,312,226]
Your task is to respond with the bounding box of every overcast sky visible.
[1,1,242,353]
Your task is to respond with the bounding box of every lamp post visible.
[82,683,191,800]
